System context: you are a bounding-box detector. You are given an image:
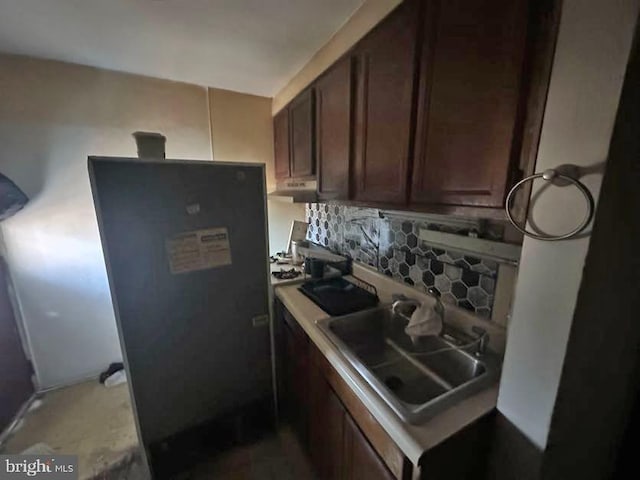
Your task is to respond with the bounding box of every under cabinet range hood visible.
[268,179,318,203]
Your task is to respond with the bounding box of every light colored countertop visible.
[274,263,502,466]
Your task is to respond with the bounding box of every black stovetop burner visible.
[298,277,379,316]
[272,268,302,280]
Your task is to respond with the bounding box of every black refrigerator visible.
[89,157,273,477]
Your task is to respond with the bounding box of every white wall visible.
[497,0,639,449]
[265,200,306,254]
[0,54,212,389]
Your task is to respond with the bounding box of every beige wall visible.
[272,0,401,113]
[208,88,305,253]
[0,56,306,389]
[497,0,639,449]
[0,54,212,389]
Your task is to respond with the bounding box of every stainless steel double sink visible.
[317,306,501,424]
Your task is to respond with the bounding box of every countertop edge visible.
[274,281,498,466]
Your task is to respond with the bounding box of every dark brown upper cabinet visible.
[289,89,316,178]
[351,0,421,205]
[273,89,315,180]
[273,0,556,216]
[410,0,530,208]
[316,56,353,200]
[274,108,290,180]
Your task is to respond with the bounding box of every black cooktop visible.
[298,277,379,316]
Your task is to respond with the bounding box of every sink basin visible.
[316,306,501,424]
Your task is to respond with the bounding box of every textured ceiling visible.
[0,0,364,96]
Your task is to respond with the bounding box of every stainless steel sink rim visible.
[316,305,501,424]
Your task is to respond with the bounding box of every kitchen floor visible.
[1,380,140,479]
[1,380,314,479]
[172,428,315,480]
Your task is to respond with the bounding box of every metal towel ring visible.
[505,168,594,241]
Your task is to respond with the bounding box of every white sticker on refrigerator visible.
[166,227,232,274]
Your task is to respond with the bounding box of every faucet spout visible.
[391,298,422,322]
[426,287,445,326]
[392,288,445,338]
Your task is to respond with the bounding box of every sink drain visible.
[384,376,403,392]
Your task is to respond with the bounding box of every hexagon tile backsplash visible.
[306,203,500,320]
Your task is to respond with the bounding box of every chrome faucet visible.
[426,287,445,325]
[391,294,422,321]
[391,291,490,354]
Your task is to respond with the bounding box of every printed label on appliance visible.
[166,227,232,274]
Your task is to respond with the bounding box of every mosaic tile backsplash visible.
[306,203,502,320]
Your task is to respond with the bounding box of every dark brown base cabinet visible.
[343,414,395,480]
[277,301,396,479]
[309,365,346,479]
[280,305,310,445]
[275,301,493,479]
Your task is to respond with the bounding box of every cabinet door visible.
[316,56,353,200]
[281,310,310,446]
[274,108,290,179]
[344,415,394,480]
[289,89,315,178]
[411,0,529,207]
[309,364,345,479]
[352,0,421,204]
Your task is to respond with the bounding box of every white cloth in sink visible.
[404,302,443,338]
